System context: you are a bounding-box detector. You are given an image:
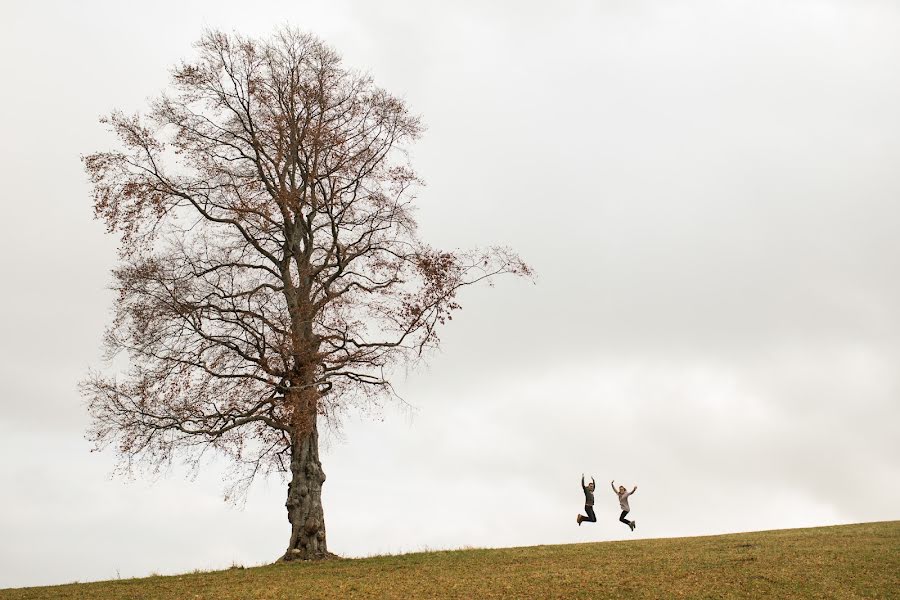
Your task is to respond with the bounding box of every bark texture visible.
[283,419,330,560]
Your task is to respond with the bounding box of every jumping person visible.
[611,480,637,531]
[576,474,597,525]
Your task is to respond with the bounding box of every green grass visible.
[3,521,897,599]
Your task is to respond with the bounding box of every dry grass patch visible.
[2,521,897,599]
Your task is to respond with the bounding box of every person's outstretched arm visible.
[582,474,586,489]
[611,480,617,493]
[630,485,638,495]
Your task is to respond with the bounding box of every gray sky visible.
[2,0,899,589]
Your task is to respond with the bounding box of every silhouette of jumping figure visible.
[612,480,637,531]
[576,475,597,525]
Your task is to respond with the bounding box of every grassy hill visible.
[2,521,897,599]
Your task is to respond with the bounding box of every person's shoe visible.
[630,521,636,531]
[577,515,583,526]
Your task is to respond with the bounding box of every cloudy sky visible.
[2,0,899,589]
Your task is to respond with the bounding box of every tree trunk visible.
[282,416,331,561]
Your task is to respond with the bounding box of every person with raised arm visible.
[611,480,637,531]
[576,474,597,525]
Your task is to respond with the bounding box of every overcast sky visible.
[2,0,899,590]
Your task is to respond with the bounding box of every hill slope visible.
[2,521,897,599]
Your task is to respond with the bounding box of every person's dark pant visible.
[583,505,597,522]
[619,510,632,526]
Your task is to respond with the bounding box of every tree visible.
[81,27,532,561]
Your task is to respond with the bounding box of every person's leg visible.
[585,505,597,523]
[619,510,631,527]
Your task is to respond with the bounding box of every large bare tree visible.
[82,28,531,560]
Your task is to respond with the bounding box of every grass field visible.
[2,521,897,599]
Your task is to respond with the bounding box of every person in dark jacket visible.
[576,474,597,525]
